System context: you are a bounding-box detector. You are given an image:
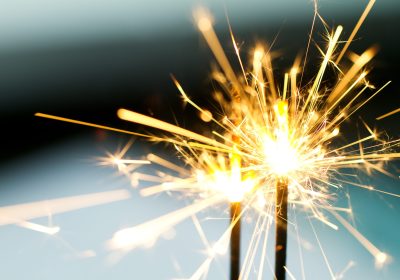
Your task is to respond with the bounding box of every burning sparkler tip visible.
[32,1,400,277]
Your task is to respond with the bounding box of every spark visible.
[17,221,60,235]
[117,108,231,151]
[35,113,148,138]
[147,153,190,176]
[284,266,297,280]
[335,0,376,64]
[107,195,224,251]
[0,189,131,226]
[31,0,399,278]
[330,210,390,268]
[335,261,356,280]
[376,107,400,120]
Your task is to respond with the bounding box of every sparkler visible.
[31,0,400,278]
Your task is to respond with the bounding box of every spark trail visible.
[33,0,399,279]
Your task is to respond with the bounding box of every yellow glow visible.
[375,252,389,268]
[35,112,148,138]
[197,17,212,32]
[196,165,252,203]
[263,137,299,175]
[194,8,213,32]
[262,101,300,175]
[117,108,231,151]
[200,110,213,122]
[332,127,340,136]
[34,2,399,273]
[376,107,400,120]
[229,148,242,201]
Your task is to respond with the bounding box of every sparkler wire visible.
[275,178,288,280]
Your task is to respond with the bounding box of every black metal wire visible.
[275,179,288,280]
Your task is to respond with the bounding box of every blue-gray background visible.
[0,0,399,279]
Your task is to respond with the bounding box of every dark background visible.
[1,0,399,165]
